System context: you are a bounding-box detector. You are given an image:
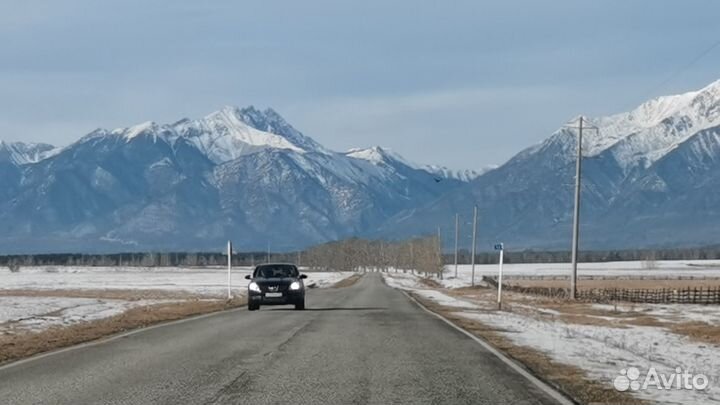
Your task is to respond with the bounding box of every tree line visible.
[302,237,443,275]
[448,246,720,265]
[3,239,720,269]
[0,251,270,268]
[0,236,444,275]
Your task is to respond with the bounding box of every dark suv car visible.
[245,263,307,311]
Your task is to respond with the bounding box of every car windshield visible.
[254,265,298,278]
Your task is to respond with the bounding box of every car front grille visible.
[261,284,289,293]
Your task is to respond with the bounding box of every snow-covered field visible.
[0,266,354,334]
[383,263,720,405]
[440,260,720,288]
[0,266,351,296]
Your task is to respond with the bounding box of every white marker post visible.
[227,240,233,300]
[494,243,504,310]
[470,205,478,287]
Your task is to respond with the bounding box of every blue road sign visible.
[493,243,504,251]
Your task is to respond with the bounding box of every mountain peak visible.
[422,165,490,182]
[119,121,160,140]
[536,78,720,172]
[345,146,483,181]
[0,140,58,165]
[346,146,407,165]
[185,106,306,163]
[71,106,327,165]
[231,105,329,154]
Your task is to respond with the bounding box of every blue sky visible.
[2,0,719,170]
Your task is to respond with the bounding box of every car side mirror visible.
[245,275,252,280]
[299,274,308,279]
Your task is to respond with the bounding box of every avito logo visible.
[613,367,710,392]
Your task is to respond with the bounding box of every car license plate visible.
[266,292,282,298]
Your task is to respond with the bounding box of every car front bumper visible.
[248,290,304,305]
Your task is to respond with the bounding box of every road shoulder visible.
[383,271,648,405]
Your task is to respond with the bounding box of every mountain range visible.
[0,106,468,253]
[3,79,720,253]
[378,79,720,251]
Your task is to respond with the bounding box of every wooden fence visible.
[482,276,720,304]
[578,287,720,304]
[499,275,720,281]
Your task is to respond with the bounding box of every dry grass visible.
[332,274,363,288]
[462,288,670,329]
[412,294,647,405]
[669,321,720,345]
[0,298,246,366]
[527,299,665,329]
[418,277,443,289]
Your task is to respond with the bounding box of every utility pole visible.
[454,213,459,279]
[437,226,443,280]
[565,116,597,299]
[471,205,478,287]
[570,117,583,299]
[266,241,270,263]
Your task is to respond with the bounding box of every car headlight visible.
[289,281,301,290]
[248,282,261,293]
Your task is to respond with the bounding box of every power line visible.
[642,39,720,100]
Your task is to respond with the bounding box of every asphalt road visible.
[0,273,564,405]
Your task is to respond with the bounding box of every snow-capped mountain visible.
[539,79,720,173]
[76,106,325,165]
[421,165,492,182]
[0,141,58,165]
[172,106,325,163]
[0,141,60,205]
[0,107,467,253]
[345,146,488,182]
[345,146,409,165]
[379,79,720,250]
[228,106,330,154]
[6,77,720,253]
